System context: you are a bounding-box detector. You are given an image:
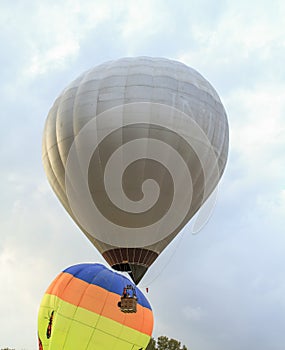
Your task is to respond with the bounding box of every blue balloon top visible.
[64,263,152,310]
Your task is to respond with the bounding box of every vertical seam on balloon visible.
[70,71,84,193]
[55,276,77,349]
[142,249,150,266]
[120,79,127,249]
[60,265,91,349]
[46,274,74,349]
[137,297,146,348]
[109,249,116,266]
[43,104,67,198]
[110,269,128,349]
[134,247,138,264]
[145,249,152,266]
[126,247,130,265]
[137,248,144,266]
[112,249,117,266]
[84,266,117,349]
[43,146,67,203]
[143,64,155,252]
[118,249,124,265]
[45,101,68,200]
[146,250,157,267]
[140,249,147,266]
[54,91,71,192]
[72,69,89,138]
[93,63,109,254]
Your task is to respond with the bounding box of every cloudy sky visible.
[1,0,285,349]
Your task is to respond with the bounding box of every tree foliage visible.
[0,336,188,350]
[146,336,188,350]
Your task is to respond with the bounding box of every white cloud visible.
[28,40,80,75]
[178,1,285,95]
[1,1,112,77]
[227,84,285,162]
[119,0,169,52]
[183,305,205,321]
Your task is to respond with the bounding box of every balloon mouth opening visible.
[112,262,133,272]
[112,263,148,285]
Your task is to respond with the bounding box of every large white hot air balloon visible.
[42,57,229,284]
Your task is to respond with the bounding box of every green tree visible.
[146,336,188,350]
[146,337,156,350]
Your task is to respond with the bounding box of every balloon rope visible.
[140,228,186,288]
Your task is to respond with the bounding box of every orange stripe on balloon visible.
[46,272,153,336]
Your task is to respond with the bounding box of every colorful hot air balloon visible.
[42,57,229,284]
[38,263,153,350]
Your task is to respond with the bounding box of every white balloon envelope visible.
[42,57,229,284]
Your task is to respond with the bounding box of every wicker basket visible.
[119,297,137,313]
